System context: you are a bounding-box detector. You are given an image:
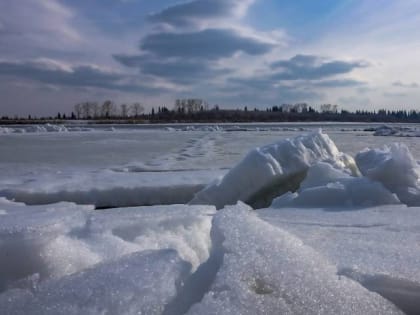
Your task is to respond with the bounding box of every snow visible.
[0,169,222,208]
[258,206,420,314]
[0,199,215,294]
[191,131,358,209]
[0,250,190,315]
[0,124,84,134]
[1,198,412,314]
[271,162,400,208]
[373,125,420,137]
[2,124,420,314]
[188,203,402,314]
[356,143,420,206]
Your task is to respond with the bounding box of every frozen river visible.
[1,122,420,314]
[1,122,420,171]
[1,122,420,208]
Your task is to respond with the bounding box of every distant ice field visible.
[1,122,420,170]
[1,122,420,208]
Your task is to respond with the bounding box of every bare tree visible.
[120,104,129,118]
[92,102,100,118]
[174,99,182,112]
[101,100,115,118]
[131,103,144,117]
[175,98,206,113]
[280,104,293,112]
[320,104,338,113]
[82,102,91,119]
[74,103,83,119]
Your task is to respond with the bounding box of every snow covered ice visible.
[356,143,420,206]
[1,123,420,314]
[191,130,359,209]
[373,125,420,137]
[271,162,401,208]
[188,203,402,315]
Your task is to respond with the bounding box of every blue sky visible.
[1,0,420,115]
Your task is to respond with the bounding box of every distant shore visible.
[2,108,420,125]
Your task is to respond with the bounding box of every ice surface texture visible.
[0,199,215,295]
[0,200,406,314]
[258,205,420,314]
[188,203,402,314]
[0,250,190,315]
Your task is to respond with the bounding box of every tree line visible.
[72,101,144,119]
[1,100,420,123]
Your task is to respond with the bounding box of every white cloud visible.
[0,0,82,56]
[148,0,256,27]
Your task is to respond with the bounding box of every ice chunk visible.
[356,143,420,205]
[0,201,95,292]
[272,162,400,208]
[88,204,215,271]
[0,127,13,134]
[188,203,402,314]
[258,205,420,312]
[0,124,95,134]
[373,125,420,137]
[0,250,191,315]
[0,200,215,293]
[190,131,358,209]
[0,169,222,208]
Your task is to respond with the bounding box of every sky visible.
[1,0,420,116]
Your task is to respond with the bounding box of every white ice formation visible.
[191,130,359,209]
